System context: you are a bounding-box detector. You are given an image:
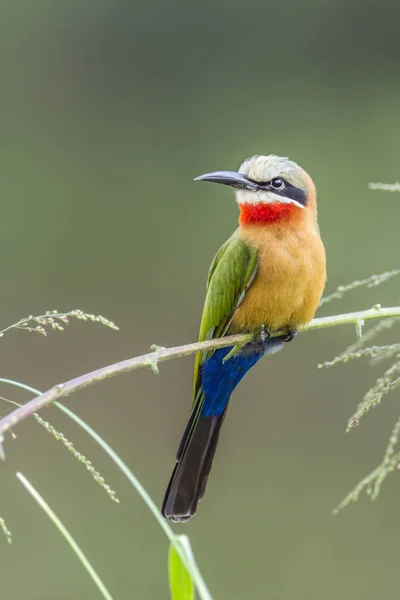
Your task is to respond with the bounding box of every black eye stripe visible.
[246,176,307,206]
[279,184,307,206]
[254,177,286,188]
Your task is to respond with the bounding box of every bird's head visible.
[194,154,317,226]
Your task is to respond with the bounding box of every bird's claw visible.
[260,325,271,343]
[282,329,297,343]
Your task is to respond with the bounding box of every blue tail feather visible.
[201,337,283,417]
[161,336,284,521]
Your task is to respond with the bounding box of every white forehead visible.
[239,154,307,191]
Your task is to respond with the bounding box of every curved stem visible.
[16,472,114,600]
[0,304,398,437]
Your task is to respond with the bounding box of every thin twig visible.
[16,472,114,600]
[0,304,399,438]
[4,379,212,600]
[369,182,400,192]
[0,383,119,503]
[319,272,400,306]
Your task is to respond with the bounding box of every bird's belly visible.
[231,239,325,332]
[232,279,307,331]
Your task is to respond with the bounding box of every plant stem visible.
[3,378,212,600]
[0,304,398,437]
[16,472,114,600]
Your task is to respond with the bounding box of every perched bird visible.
[162,154,326,522]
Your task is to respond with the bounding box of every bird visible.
[162,154,326,522]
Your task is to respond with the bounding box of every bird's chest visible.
[232,227,326,332]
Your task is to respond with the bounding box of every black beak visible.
[194,171,259,191]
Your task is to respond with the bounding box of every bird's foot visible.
[260,325,271,343]
[282,328,297,343]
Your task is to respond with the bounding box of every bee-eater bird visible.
[162,154,326,522]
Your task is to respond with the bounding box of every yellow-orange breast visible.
[231,223,326,332]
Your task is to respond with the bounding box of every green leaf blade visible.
[168,539,195,600]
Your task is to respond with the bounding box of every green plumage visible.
[162,231,260,521]
[193,230,259,400]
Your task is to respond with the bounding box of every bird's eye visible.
[270,177,285,190]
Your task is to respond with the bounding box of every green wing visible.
[172,230,258,471]
[192,229,259,400]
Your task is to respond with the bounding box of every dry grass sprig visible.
[0,517,12,544]
[319,270,400,307]
[369,182,400,192]
[0,309,119,338]
[0,393,119,503]
[334,416,400,514]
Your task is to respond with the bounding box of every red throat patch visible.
[239,202,301,225]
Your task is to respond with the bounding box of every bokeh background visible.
[1,1,400,598]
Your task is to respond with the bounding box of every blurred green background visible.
[1,1,400,598]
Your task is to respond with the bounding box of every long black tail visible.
[161,408,228,522]
[162,338,284,522]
